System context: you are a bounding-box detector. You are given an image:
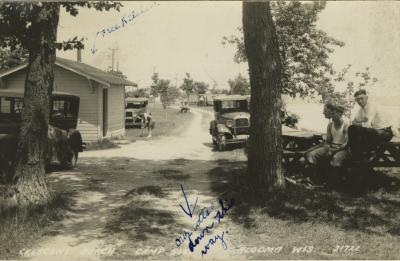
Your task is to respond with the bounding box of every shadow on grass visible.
[154,169,190,180]
[125,185,166,198]
[207,160,400,236]
[104,199,178,241]
[0,189,75,259]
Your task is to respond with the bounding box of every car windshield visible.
[220,100,248,113]
[126,102,147,109]
[51,97,79,119]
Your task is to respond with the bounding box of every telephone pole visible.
[174,74,178,88]
[109,47,118,71]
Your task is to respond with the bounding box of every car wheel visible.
[212,135,218,146]
[70,150,79,168]
[61,150,78,169]
[217,135,226,151]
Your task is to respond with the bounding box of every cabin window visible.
[14,98,23,114]
[0,97,11,113]
[0,97,21,113]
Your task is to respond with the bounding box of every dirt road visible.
[25,108,248,260]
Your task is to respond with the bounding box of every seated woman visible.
[306,102,349,182]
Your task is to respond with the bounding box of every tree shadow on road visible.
[207,160,400,236]
[104,198,178,241]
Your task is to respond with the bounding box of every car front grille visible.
[126,112,133,117]
[234,127,249,135]
[234,118,249,135]
[235,118,249,128]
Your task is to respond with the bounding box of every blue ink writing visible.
[188,222,215,252]
[179,184,198,218]
[175,230,192,247]
[174,184,235,257]
[194,204,214,231]
[91,2,159,54]
[201,231,228,257]
[214,198,235,223]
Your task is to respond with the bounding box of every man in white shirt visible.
[348,89,393,160]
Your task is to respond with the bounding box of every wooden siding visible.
[3,67,100,142]
[107,85,125,138]
[1,65,127,142]
[54,67,100,142]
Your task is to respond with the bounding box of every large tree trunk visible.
[13,3,60,205]
[243,1,285,194]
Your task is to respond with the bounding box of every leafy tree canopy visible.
[228,73,250,95]
[223,1,344,99]
[193,81,209,94]
[0,2,122,52]
[180,73,195,95]
[150,72,179,108]
[0,46,28,71]
[126,88,150,98]
[328,65,378,119]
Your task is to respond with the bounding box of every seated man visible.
[306,102,349,181]
[348,89,393,160]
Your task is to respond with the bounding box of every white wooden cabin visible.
[0,57,137,142]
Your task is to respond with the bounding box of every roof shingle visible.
[0,57,137,87]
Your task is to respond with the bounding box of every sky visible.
[57,1,400,98]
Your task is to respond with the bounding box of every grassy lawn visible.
[195,105,214,112]
[125,102,194,140]
[0,190,71,259]
[208,161,400,259]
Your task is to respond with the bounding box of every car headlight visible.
[226,120,233,128]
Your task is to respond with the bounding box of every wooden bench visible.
[281,128,323,171]
[349,138,400,168]
[281,131,400,169]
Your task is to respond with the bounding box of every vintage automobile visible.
[209,95,250,151]
[0,90,85,177]
[125,97,149,128]
[210,95,301,151]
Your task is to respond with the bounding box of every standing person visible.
[348,89,393,160]
[306,102,349,182]
[144,112,153,138]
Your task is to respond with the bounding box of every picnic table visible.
[359,137,400,167]
[281,126,400,168]
[281,126,323,168]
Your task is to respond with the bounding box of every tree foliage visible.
[0,46,28,71]
[193,81,209,94]
[150,72,179,108]
[223,1,344,99]
[227,73,250,95]
[0,2,122,52]
[126,88,150,98]
[327,65,378,119]
[179,73,195,101]
[213,88,229,95]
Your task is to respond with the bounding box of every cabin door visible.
[103,88,108,137]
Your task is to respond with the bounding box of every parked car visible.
[209,95,301,151]
[209,95,250,151]
[0,90,85,176]
[125,97,149,128]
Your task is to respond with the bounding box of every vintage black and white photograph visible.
[0,1,400,260]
